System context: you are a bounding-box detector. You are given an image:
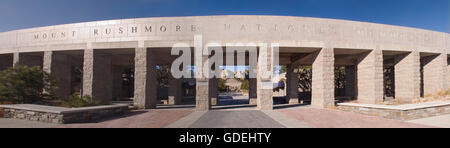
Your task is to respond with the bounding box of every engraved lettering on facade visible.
[240,24,246,31]
[288,25,294,32]
[105,28,111,35]
[94,29,99,36]
[118,27,124,34]
[224,24,231,31]
[145,26,152,32]
[132,27,138,33]
[160,25,167,32]
[256,24,262,31]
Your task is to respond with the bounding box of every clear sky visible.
[0,0,448,33]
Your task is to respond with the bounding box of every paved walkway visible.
[188,110,285,128]
[59,109,193,128]
[277,106,434,128]
[0,93,446,128]
[0,118,58,128]
[1,107,444,128]
[407,114,450,128]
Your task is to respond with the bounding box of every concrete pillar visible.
[286,65,299,104]
[357,50,384,104]
[256,47,273,110]
[210,78,218,106]
[394,51,420,102]
[422,53,448,96]
[168,74,182,105]
[0,54,13,71]
[13,52,19,67]
[344,65,356,99]
[43,51,72,99]
[257,79,273,110]
[196,79,211,110]
[195,52,212,111]
[249,78,257,105]
[134,48,157,109]
[82,49,113,104]
[311,48,335,108]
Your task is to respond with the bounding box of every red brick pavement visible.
[59,109,194,128]
[277,107,433,128]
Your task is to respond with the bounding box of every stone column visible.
[82,49,113,104]
[196,54,211,111]
[134,48,157,109]
[168,74,182,105]
[311,48,335,108]
[257,79,273,110]
[286,65,299,104]
[210,78,218,106]
[422,53,448,96]
[43,51,72,99]
[357,50,384,104]
[196,79,211,110]
[394,51,420,102]
[344,65,356,99]
[249,78,257,105]
[256,47,273,110]
[13,52,19,67]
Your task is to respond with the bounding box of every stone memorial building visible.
[0,15,448,110]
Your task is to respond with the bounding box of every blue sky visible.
[0,0,448,33]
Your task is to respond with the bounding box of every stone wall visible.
[3,108,63,123]
[338,102,450,120]
[0,104,129,124]
[1,16,446,54]
[62,107,128,123]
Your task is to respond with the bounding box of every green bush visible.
[0,66,57,104]
[62,93,96,108]
[240,79,249,91]
[218,78,228,92]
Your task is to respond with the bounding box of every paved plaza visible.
[1,95,444,128]
[188,111,285,128]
